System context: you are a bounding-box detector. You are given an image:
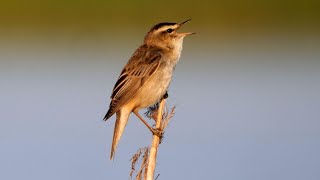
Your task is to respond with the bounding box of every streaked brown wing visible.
[104,46,162,120]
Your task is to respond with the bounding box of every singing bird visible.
[104,20,194,159]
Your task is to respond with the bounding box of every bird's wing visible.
[104,46,162,120]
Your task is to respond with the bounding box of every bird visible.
[104,19,194,159]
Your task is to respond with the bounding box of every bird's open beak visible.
[179,19,192,26]
[177,19,196,36]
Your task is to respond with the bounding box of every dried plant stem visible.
[130,99,174,179]
[146,99,165,180]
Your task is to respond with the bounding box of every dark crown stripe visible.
[151,22,176,31]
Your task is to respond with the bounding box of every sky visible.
[0,0,320,179]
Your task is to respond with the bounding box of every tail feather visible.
[110,110,130,160]
[103,107,114,121]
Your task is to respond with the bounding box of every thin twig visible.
[130,148,143,179]
[136,148,148,180]
[162,106,175,130]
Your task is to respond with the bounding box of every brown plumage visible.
[104,20,194,159]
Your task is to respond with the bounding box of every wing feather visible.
[104,46,162,120]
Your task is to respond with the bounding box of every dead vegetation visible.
[130,99,175,180]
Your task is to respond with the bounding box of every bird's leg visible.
[133,111,162,137]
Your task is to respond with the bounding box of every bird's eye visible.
[166,28,173,33]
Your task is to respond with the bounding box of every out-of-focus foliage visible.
[0,0,319,31]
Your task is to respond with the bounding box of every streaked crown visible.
[144,20,194,48]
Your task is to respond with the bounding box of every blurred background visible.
[1,0,319,179]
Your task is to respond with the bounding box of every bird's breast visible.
[133,60,176,110]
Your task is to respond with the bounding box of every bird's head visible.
[144,19,195,50]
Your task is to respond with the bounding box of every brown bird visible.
[104,19,194,159]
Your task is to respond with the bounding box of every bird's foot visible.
[151,128,163,138]
[134,111,163,139]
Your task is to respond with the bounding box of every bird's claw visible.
[152,128,163,138]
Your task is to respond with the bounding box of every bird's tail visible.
[110,110,130,160]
